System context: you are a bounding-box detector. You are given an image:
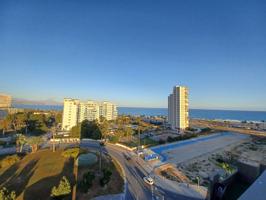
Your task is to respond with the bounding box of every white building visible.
[78,101,99,123]
[62,98,80,131]
[168,86,189,130]
[62,98,117,131]
[99,101,118,121]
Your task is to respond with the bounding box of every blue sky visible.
[1,0,266,110]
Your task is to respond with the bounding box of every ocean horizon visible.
[13,104,266,122]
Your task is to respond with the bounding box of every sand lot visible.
[152,132,249,164]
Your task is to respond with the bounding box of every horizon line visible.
[12,103,266,112]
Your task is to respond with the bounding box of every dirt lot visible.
[191,119,266,136]
[165,136,266,187]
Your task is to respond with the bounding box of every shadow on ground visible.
[23,158,75,200]
[0,159,39,197]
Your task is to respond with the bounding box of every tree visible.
[70,124,81,138]
[16,134,26,153]
[51,176,71,198]
[81,120,102,140]
[100,168,112,187]
[26,136,43,153]
[0,187,16,200]
[99,117,109,140]
[79,171,95,193]
[1,120,9,136]
[124,126,133,141]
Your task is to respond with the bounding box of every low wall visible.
[236,160,260,183]
[115,143,136,151]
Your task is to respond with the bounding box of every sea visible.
[13,104,266,122]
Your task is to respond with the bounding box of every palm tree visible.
[99,116,109,141]
[16,134,26,153]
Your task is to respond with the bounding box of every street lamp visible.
[196,176,200,188]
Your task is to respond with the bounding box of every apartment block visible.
[62,98,117,131]
[62,98,80,131]
[0,94,12,108]
[168,86,189,130]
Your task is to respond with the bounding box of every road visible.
[0,137,205,200]
[81,141,205,200]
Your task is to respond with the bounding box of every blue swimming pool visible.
[150,132,243,162]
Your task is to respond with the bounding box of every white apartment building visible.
[99,101,118,121]
[78,101,99,123]
[0,94,12,108]
[62,98,80,131]
[168,86,189,130]
[62,98,117,131]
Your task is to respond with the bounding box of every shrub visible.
[0,187,16,200]
[79,171,95,193]
[109,136,119,143]
[0,155,20,169]
[100,168,112,187]
[51,176,71,198]
[0,141,6,146]
[186,127,197,132]
[200,127,212,133]
[167,136,174,143]
[217,162,235,175]
[61,148,80,159]
[158,139,165,144]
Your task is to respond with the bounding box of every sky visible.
[1,0,266,110]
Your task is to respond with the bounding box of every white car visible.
[143,176,154,185]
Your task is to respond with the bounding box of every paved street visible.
[0,139,207,200]
[81,141,206,200]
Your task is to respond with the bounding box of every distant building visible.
[78,101,99,122]
[0,94,12,119]
[0,94,12,108]
[62,98,117,131]
[168,86,189,130]
[99,101,118,121]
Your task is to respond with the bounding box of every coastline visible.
[12,104,266,122]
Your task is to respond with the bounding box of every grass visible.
[0,149,74,200]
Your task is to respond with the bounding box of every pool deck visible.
[150,132,249,165]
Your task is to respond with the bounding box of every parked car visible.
[143,176,154,185]
[123,153,131,160]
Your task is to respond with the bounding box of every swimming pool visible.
[150,132,246,162]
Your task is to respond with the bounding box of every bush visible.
[200,127,212,133]
[217,162,235,175]
[100,168,112,187]
[167,136,174,143]
[186,127,197,132]
[109,136,119,143]
[0,187,16,200]
[0,141,6,146]
[158,139,165,144]
[61,148,80,159]
[0,155,20,169]
[51,176,71,198]
[79,171,95,193]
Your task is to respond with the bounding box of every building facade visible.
[0,94,12,108]
[168,86,189,130]
[62,98,117,131]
